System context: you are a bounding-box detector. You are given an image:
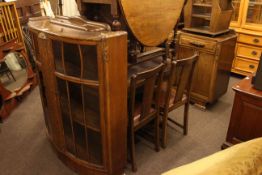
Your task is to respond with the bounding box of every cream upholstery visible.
[163,138,262,175]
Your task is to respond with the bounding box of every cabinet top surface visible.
[28,16,127,41]
[230,27,262,36]
[233,76,262,99]
[178,30,237,42]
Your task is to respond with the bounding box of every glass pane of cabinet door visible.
[243,0,262,29]
[246,0,262,24]
[232,0,241,21]
[231,0,243,27]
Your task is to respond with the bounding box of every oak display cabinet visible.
[230,0,262,76]
[28,16,127,175]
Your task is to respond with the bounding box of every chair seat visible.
[133,102,155,126]
[159,81,187,109]
[2,42,24,53]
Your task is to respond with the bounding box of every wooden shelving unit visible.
[184,0,233,36]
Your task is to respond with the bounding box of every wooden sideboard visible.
[176,31,237,108]
[222,76,262,148]
[29,16,127,175]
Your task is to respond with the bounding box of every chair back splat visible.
[129,63,164,128]
[128,63,165,172]
[172,54,198,104]
[160,53,198,148]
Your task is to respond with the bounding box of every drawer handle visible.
[189,41,205,48]
[253,38,260,43]
[251,51,258,56]
[249,65,255,69]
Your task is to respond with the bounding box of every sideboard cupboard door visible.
[177,47,216,104]
[29,17,127,175]
[192,52,217,102]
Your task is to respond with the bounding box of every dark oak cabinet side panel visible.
[37,37,65,149]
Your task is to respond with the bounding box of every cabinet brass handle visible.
[38,32,47,40]
[249,65,255,69]
[253,38,260,43]
[251,51,258,56]
[189,41,205,48]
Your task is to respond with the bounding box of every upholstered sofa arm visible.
[162,138,262,175]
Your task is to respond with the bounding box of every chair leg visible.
[161,111,168,148]
[183,102,189,135]
[5,73,11,80]
[129,129,137,172]
[154,115,160,152]
[9,71,16,81]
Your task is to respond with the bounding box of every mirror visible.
[0,52,28,92]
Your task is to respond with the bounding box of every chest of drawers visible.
[232,32,262,75]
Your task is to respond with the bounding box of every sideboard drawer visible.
[236,44,261,61]
[234,57,258,73]
[238,33,262,47]
[179,35,216,52]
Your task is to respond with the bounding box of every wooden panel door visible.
[177,46,216,104]
[191,51,216,102]
[226,91,262,144]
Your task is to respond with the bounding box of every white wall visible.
[62,0,80,16]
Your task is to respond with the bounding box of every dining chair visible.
[0,62,16,81]
[128,63,165,172]
[159,53,198,148]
